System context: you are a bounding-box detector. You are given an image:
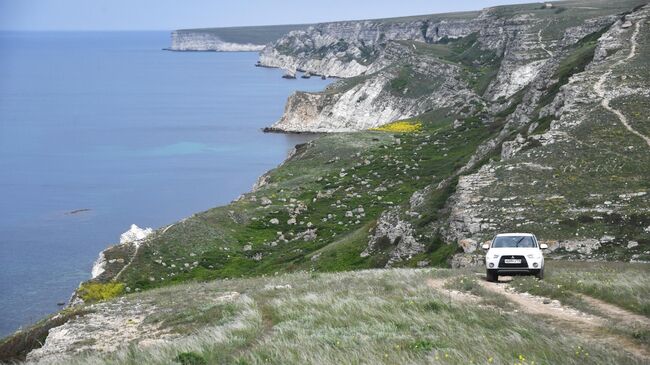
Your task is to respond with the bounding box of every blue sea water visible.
[0,31,329,337]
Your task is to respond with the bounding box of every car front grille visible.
[498,255,528,268]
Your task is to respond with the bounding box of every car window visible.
[492,236,536,248]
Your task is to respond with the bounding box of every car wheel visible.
[536,267,544,280]
[486,269,497,282]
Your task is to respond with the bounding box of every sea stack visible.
[282,69,296,79]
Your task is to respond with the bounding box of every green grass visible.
[35,268,646,365]
[444,273,517,309]
[531,26,609,134]
[513,261,650,317]
[396,33,501,95]
[384,63,445,98]
[105,107,497,292]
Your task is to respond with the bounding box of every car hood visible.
[487,247,542,256]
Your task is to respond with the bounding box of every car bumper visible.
[490,268,541,275]
[485,258,543,270]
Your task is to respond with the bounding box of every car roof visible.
[495,233,535,237]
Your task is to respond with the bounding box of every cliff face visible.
[168,24,312,52]
[170,31,264,51]
[263,3,629,133]
[270,42,481,132]
[258,14,481,77]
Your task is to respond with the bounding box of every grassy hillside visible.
[5,1,650,361]
[110,109,491,291]
[5,262,648,364]
[94,0,650,294]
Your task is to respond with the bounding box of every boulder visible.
[282,69,297,79]
[120,224,153,247]
[458,238,478,253]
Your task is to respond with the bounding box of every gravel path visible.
[593,19,650,148]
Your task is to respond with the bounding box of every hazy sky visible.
[1,0,538,31]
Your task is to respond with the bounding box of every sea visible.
[0,31,330,337]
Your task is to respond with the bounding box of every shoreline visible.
[0,47,330,342]
[162,48,261,53]
[261,126,326,135]
[80,56,333,294]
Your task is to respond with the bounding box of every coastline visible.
[75,58,332,301]
[0,36,330,341]
[261,126,325,135]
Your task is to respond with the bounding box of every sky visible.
[0,0,539,31]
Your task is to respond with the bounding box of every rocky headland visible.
[3,1,650,363]
[168,24,311,52]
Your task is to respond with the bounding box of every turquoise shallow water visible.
[0,31,329,336]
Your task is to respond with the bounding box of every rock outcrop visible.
[119,224,153,246]
[262,4,626,133]
[362,207,424,266]
[441,6,650,258]
[269,43,481,132]
[258,15,482,78]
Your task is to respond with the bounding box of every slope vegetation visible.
[8,263,648,364]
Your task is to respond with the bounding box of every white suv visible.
[482,233,547,282]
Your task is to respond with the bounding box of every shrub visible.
[175,352,207,365]
[77,282,125,302]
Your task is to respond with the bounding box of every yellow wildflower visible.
[371,120,422,133]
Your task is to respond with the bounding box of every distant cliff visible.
[262,5,618,132]
[168,24,311,51]
[170,31,264,51]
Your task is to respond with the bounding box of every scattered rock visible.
[282,69,296,79]
[451,253,484,268]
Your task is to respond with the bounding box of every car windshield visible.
[492,236,536,248]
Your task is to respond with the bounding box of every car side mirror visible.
[482,243,490,250]
[540,243,548,249]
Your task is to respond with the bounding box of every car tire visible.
[536,267,544,280]
[486,269,498,282]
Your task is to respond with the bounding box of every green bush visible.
[77,282,125,302]
[175,352,207,365]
